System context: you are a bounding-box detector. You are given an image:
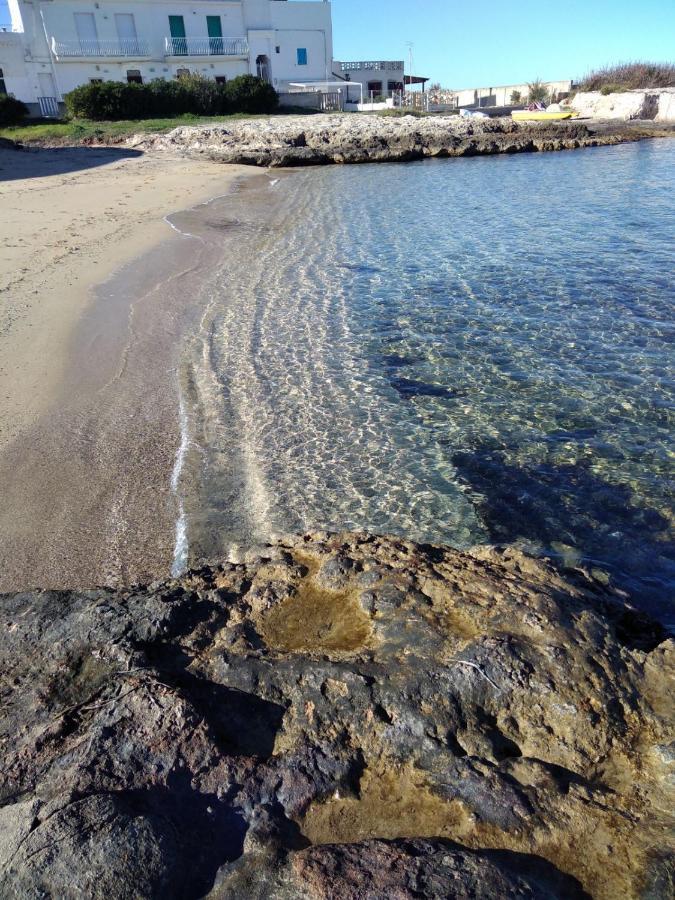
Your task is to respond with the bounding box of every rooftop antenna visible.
[405,41,414,92]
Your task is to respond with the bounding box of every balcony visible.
[51,38,151,59]
[164,36,248,58]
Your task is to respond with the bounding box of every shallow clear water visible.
[183,141,675,625]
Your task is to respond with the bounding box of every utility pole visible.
[405,40,413,100]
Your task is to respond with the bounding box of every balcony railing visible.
[340,61,404,72]
[51,38,151,58]
[164,36,248,57]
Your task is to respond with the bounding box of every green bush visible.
[579,62,675,92]
[64,74,276,121]
[224,74,278,114]
[0,94,29,126]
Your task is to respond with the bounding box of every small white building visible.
[335,59,405,101]
[2,0,334,115]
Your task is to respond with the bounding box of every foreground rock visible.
[0,533,672,898]
[130,113,675,166]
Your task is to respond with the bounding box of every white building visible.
[2,0,333,115]
[334,60,405,101]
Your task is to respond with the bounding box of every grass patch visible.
[0,107,320,146]
[578,61,675,92]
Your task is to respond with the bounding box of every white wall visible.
[7,0,333,102]
[452,80,573,109]
[0,31,34,101]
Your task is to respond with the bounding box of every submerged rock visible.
[129,113,675,167]
[0,533,671,898]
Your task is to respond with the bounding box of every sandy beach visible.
[0,145,252,590]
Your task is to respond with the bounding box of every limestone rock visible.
[0,533,671,898]
[129,113,643,166]
[571,89,675,121]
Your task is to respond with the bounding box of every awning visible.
[404,75,429,89]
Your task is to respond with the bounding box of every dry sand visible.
[0,145,253,590]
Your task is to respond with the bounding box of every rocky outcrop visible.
[571,89,675,121]
[0,532,672,898]
[129,113,673,167]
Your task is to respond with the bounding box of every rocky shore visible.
[0,532,671,898]
[131,114,675,167]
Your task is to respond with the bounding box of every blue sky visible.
[331,0,675,87]
[2,0,674,87]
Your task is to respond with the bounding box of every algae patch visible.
[299,763,470,845]
[260,576,373,653]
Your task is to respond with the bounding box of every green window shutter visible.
[169,15,185,37]
[206,16,222,38]
[207,15,223,54]
[168,15,186,55]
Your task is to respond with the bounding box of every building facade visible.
[334,59,404,101]
[3,0,333,114]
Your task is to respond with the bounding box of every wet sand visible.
[0,146,255,590]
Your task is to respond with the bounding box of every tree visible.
[510,90,522,105]
[527,79,549,104]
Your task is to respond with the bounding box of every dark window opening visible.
[367,81,383,95]
[90,78,103,84]
[176,68,190,80]
[0,68,6,95]
[126,69,142,84]
[215,76,226,85]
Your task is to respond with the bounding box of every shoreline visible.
[0,148,260,591]
[131,115,675,167]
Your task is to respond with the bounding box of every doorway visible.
[256,54,270,82]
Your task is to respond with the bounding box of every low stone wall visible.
[572,88,675,121]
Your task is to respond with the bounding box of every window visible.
[296,48,307,66]
[126,69,142,84]
[275,45,280,54]
[89,78,103,84]
[168,15,186,55]
[0,69,6,95]
[74,12,98,54]
[176,68,190,79]
[367,81,383,95]
[206,16,223,55]
[115,13,138,54]
[215,76,226,85]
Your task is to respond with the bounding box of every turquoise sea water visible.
[184,140,675,626]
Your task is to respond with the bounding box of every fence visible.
[38,96,59,118]
[279,91,344,112]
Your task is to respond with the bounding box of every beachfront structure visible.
[335,60,405,101]
[3,0,333,115]
[431,79,574,111]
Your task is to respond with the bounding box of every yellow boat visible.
[511,110,574,121]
